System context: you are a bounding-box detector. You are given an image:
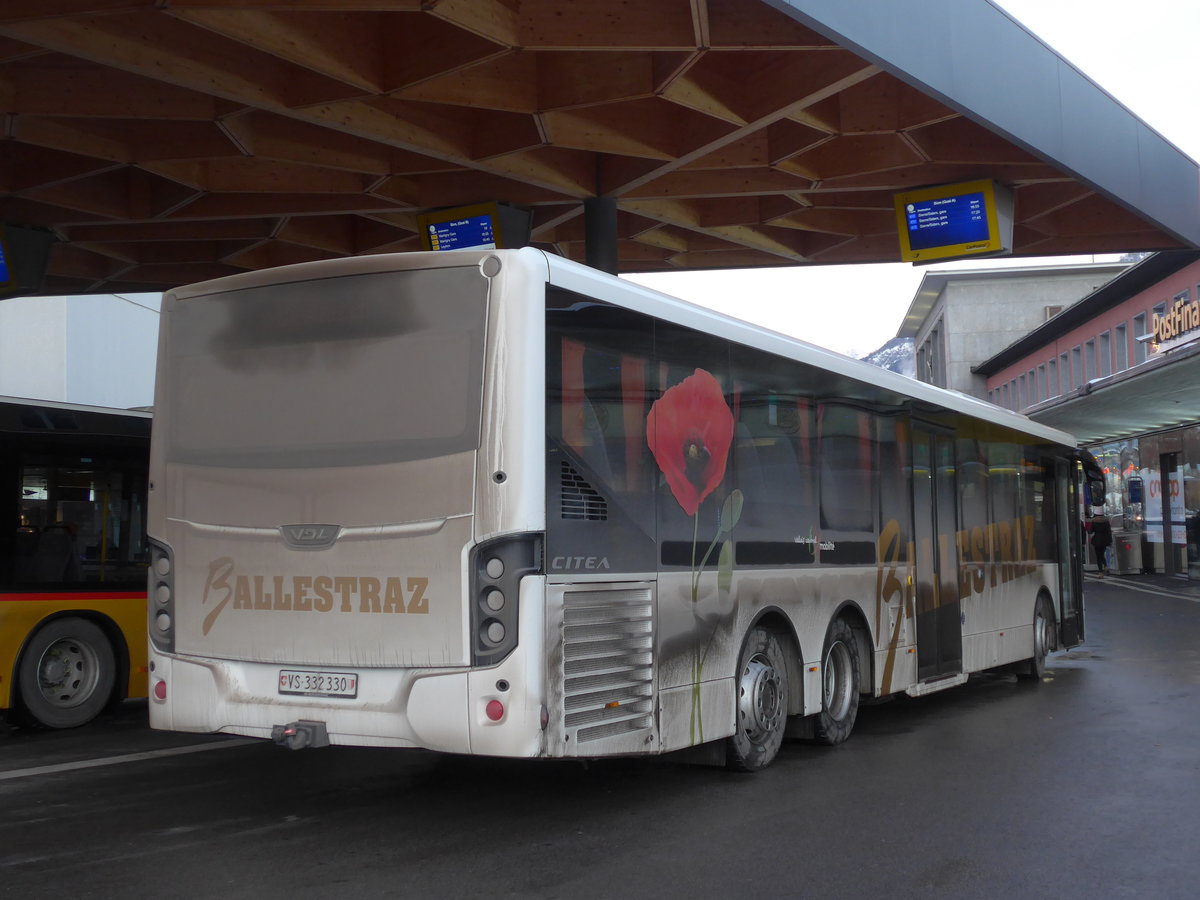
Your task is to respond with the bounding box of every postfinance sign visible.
[1152,296,1200,348]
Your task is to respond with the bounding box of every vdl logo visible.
[280,524,340,550]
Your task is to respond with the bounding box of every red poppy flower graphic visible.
[647,368,734,516]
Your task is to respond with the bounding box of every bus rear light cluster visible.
[148,539,175,654]
[470,533,543,667]
[153,679,167,701]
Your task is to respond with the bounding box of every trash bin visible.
[1111,530,1142,575]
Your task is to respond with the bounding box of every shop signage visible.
[1151,295,1200,349]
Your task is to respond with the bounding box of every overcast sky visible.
[626,0,1200,358]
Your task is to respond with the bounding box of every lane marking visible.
[1087,576,1200,603]
[0,738,260,782]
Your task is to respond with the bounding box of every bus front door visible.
[1057,456,1084,647]
[913,426,963,681]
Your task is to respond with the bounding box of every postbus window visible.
[13,460,147,586]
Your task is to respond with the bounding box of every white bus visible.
[146,248,1094,769]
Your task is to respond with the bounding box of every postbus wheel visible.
[17,618,116,729]
[815,617,859,745]
[1018,594,1055,681]
[726,626,789,772]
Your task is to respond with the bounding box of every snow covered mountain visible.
[859,337,915,377]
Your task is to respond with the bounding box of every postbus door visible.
[913,425,963,680]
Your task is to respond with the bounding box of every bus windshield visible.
[165,267,488,469]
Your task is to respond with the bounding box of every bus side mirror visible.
[1087,479,1106,507]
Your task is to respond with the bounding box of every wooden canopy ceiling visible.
[0,0,1187,294]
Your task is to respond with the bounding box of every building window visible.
[1037,364,1046,401]
[1133,313,1148,364]
[1059,353,1069,394]
[1072,346,1082,388]
[1018,374,1027,408]
[1047,358,1057,397]
[1084,340,1096,381]
[918,323,947,388]
[1115,323,1128,371]
[1098,331,1111,377]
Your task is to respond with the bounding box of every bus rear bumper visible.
[146,646,546,757]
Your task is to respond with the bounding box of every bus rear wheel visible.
[815,618,859,745]
[727,626,789,772]
[17,618,116,729]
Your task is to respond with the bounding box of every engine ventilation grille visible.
[560,461,607,521]
[562,588,654,745]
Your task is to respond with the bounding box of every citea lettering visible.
[200,556,430,635]
[550,555,611,570]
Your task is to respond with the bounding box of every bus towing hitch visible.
[271,720,330,750]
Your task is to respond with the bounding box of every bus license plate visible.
[278,669,359,698]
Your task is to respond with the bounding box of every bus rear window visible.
[165,267,488,468]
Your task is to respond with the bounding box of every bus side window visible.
[729,345,817,566]
[1024,450,1057,561]
[545,294,658,573]
[16,462,147,586]
[818,403,878,565]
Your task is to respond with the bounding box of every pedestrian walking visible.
[1088,509,1113,575]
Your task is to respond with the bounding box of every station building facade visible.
[973,251,1200,580]
[895,263,1129,399]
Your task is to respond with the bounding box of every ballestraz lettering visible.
[201,557,429,635]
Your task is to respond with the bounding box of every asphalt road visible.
[2,576,1198,899]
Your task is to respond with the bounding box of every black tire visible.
[727,626,789,772]
[17,618,116,729]
[1017,594,1056,681]
[815,618,859,745]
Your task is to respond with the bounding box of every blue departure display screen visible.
[426,213,496,251]
[902,191,989,252]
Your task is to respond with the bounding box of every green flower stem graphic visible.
[687,489,742,744]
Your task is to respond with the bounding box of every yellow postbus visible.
[1,396,151,728]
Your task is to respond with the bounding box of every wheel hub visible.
[41,657,70,686]
[738,656,783,741]
[37,639,96,707]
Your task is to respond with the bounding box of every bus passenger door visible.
[1056,457,1084,647]
[913,426,963,680]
